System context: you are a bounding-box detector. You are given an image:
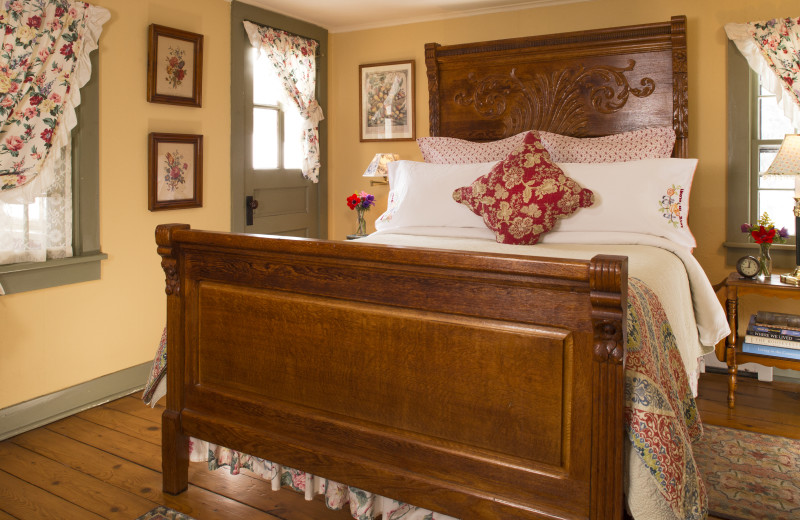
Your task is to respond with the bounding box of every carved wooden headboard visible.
[425,15,688,157]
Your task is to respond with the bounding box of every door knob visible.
[246,196,258,225]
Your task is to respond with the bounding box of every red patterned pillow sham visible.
[452,132,594,245]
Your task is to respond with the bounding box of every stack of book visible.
[742,311,800,359]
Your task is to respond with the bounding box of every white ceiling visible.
[237,0,589,33]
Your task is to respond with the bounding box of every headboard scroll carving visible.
[453,61,656,139]
[426,15,688,157]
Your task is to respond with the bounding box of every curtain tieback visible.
[300,99,325,129]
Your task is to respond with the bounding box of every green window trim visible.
[0,51,104,296]
[726,40,796,269]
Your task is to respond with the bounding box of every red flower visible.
[751,226,777,244]
[785,76,794,87]
[176,69,186,80]
[60,42,73,57]
[5,136,23,151]
[5,26,12,35]
[55,6,65,17]
[29,95,42,105]
[346,193,360,210]
[40,128,53,143]
[27,16,41,28]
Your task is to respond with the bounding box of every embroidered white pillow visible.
[538,127,676,163]
[549,159,698,249]
[417,127,675,164]
[374,160,497,232]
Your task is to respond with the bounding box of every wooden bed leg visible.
[589,255,628,520]
[156,224,191,495]
[162,409,189,494]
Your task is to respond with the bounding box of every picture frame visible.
[147,24,203,107]
[359,60,415,141]
[148,133,203,211]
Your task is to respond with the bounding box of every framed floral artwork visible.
[359,60,415,141]
[148,133,203,211]
[147,24,203,107]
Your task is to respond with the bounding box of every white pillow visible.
[550,159,698,249]
[374,160,497,232]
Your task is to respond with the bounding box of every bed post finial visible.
[671,15,688,158]
[425,42,441,137]
[588,254,627,520]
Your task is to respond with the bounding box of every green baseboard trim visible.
[0,361,151,441]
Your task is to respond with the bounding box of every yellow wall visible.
[3,0,799,409]
[0,0,231,409]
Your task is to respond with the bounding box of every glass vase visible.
[355,207,367,236]
[758,242,772,280]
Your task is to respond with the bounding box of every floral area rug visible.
[135,506,197,520]
[693,425,800,520]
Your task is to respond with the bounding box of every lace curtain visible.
[243,21,324,183]
[0,0,109,266]
[725,16,800,130]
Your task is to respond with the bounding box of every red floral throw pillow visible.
[453,132,594,245]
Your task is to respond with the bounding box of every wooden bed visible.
[157,16,688,520]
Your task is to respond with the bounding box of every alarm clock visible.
[736,255,760,279]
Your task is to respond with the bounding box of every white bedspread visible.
[358,229,729,381]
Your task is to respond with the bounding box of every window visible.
[251,47,304,172]
[752,80,798,235]
[0,52,105,295]
[726,41,797,267]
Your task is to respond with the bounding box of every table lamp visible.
[765,134,800,285]
[362,153,399,186]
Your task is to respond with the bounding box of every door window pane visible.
[253,107,278,169]
[252,48,280,106]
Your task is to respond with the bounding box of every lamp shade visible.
[362,153,399,178]
[766,134,800,197]
[766,134,800,176]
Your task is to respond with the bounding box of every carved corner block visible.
[156,224,190,296]
[588,255,628,365]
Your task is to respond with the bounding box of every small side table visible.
[719,273,800,408]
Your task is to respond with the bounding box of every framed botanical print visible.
[148,133,203,211]
[147,24,203,107]
[359,60,415,141]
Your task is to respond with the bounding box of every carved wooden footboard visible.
[157,223,627,520]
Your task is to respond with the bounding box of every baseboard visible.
[0,362,151,441]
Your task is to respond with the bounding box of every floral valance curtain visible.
[243,21,323,183]
[725,16,800,130]
[0,0,109,203]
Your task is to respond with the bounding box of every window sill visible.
[724,241,797,269]
[0,252,107,295]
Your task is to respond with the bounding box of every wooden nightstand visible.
[719,273,800,408]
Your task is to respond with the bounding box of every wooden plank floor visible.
[0,392,352,520]
[0,371,797,519]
